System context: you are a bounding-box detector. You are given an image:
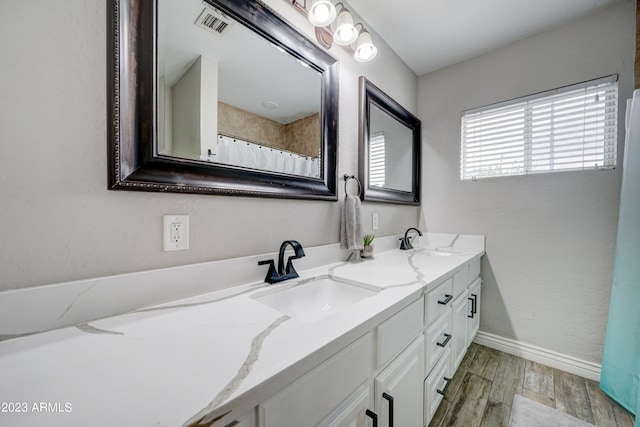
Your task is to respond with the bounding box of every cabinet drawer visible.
[425,278,453,325]
[259,333,372,427]
[377,297,424,369]
[469,257,481,281]
[452,266,469,298]
[425,308,453,375]
[424,347,452,427]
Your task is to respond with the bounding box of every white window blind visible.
[370,132,386,187]
[461,75,618,181]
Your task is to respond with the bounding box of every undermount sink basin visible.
[252,276,380,323]
[426,250,455,256]
[414,248,460,256]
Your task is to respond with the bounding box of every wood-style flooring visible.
[429,343,636,427]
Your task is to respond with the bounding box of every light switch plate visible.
[163,215,189,251]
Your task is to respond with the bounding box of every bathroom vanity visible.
[0,233,483,427]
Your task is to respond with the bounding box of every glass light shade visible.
[308,0,337,27]
[354,30,377,62]
[333,9,358,46]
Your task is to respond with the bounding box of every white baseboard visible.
[473,331,601,382]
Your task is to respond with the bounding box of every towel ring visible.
[343,174,362,198]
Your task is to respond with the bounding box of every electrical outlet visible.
[163,215,189,251]
[372,212,379,230]
[170,223,182,243]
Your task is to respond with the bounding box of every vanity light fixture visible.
[354,28,377,62]
[307,0,337,27]
[333,7,358,46]
[290,0,377,62]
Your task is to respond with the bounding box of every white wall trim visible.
[473,331,601,382]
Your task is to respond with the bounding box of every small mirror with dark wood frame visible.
[359,77,421,205]
[107,0,338,200]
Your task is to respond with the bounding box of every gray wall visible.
[0,0,419,290]
[418,1,635,364]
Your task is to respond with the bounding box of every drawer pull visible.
[382,392,394,427]
[436,376,452,396]
[436,333,452,348]
[468,294,478,318]
[438,294,453,305]
[365,409,378,427]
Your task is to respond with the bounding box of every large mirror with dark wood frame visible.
[107,0,338,200]
[359,77,421,205]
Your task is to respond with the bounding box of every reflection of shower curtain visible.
[601,90,640,425]
[215,135,319,177]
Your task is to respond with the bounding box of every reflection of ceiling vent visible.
[195,5,233,36]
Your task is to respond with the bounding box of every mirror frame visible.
[358,77,421,205]
[107,0,338,200]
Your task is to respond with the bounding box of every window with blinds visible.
[460,75,618,181]
[369,132,386,187]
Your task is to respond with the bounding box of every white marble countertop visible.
[0,233,484,427]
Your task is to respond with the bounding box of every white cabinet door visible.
[467,278,481,344]
[259,334,371,427]
[374,336,424,427]
[452,289,469,371]
[230,410,257,427]
[318,386,376,427]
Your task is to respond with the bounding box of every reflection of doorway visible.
[369,131,385,187]
[158,55,219,161]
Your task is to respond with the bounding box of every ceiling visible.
[347,0,627,76]
[159,0,321,124]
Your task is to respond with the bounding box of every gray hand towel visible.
[340,194,364,250]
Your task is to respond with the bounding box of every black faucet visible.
[258,240,306,284]
[400,227,423,250]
